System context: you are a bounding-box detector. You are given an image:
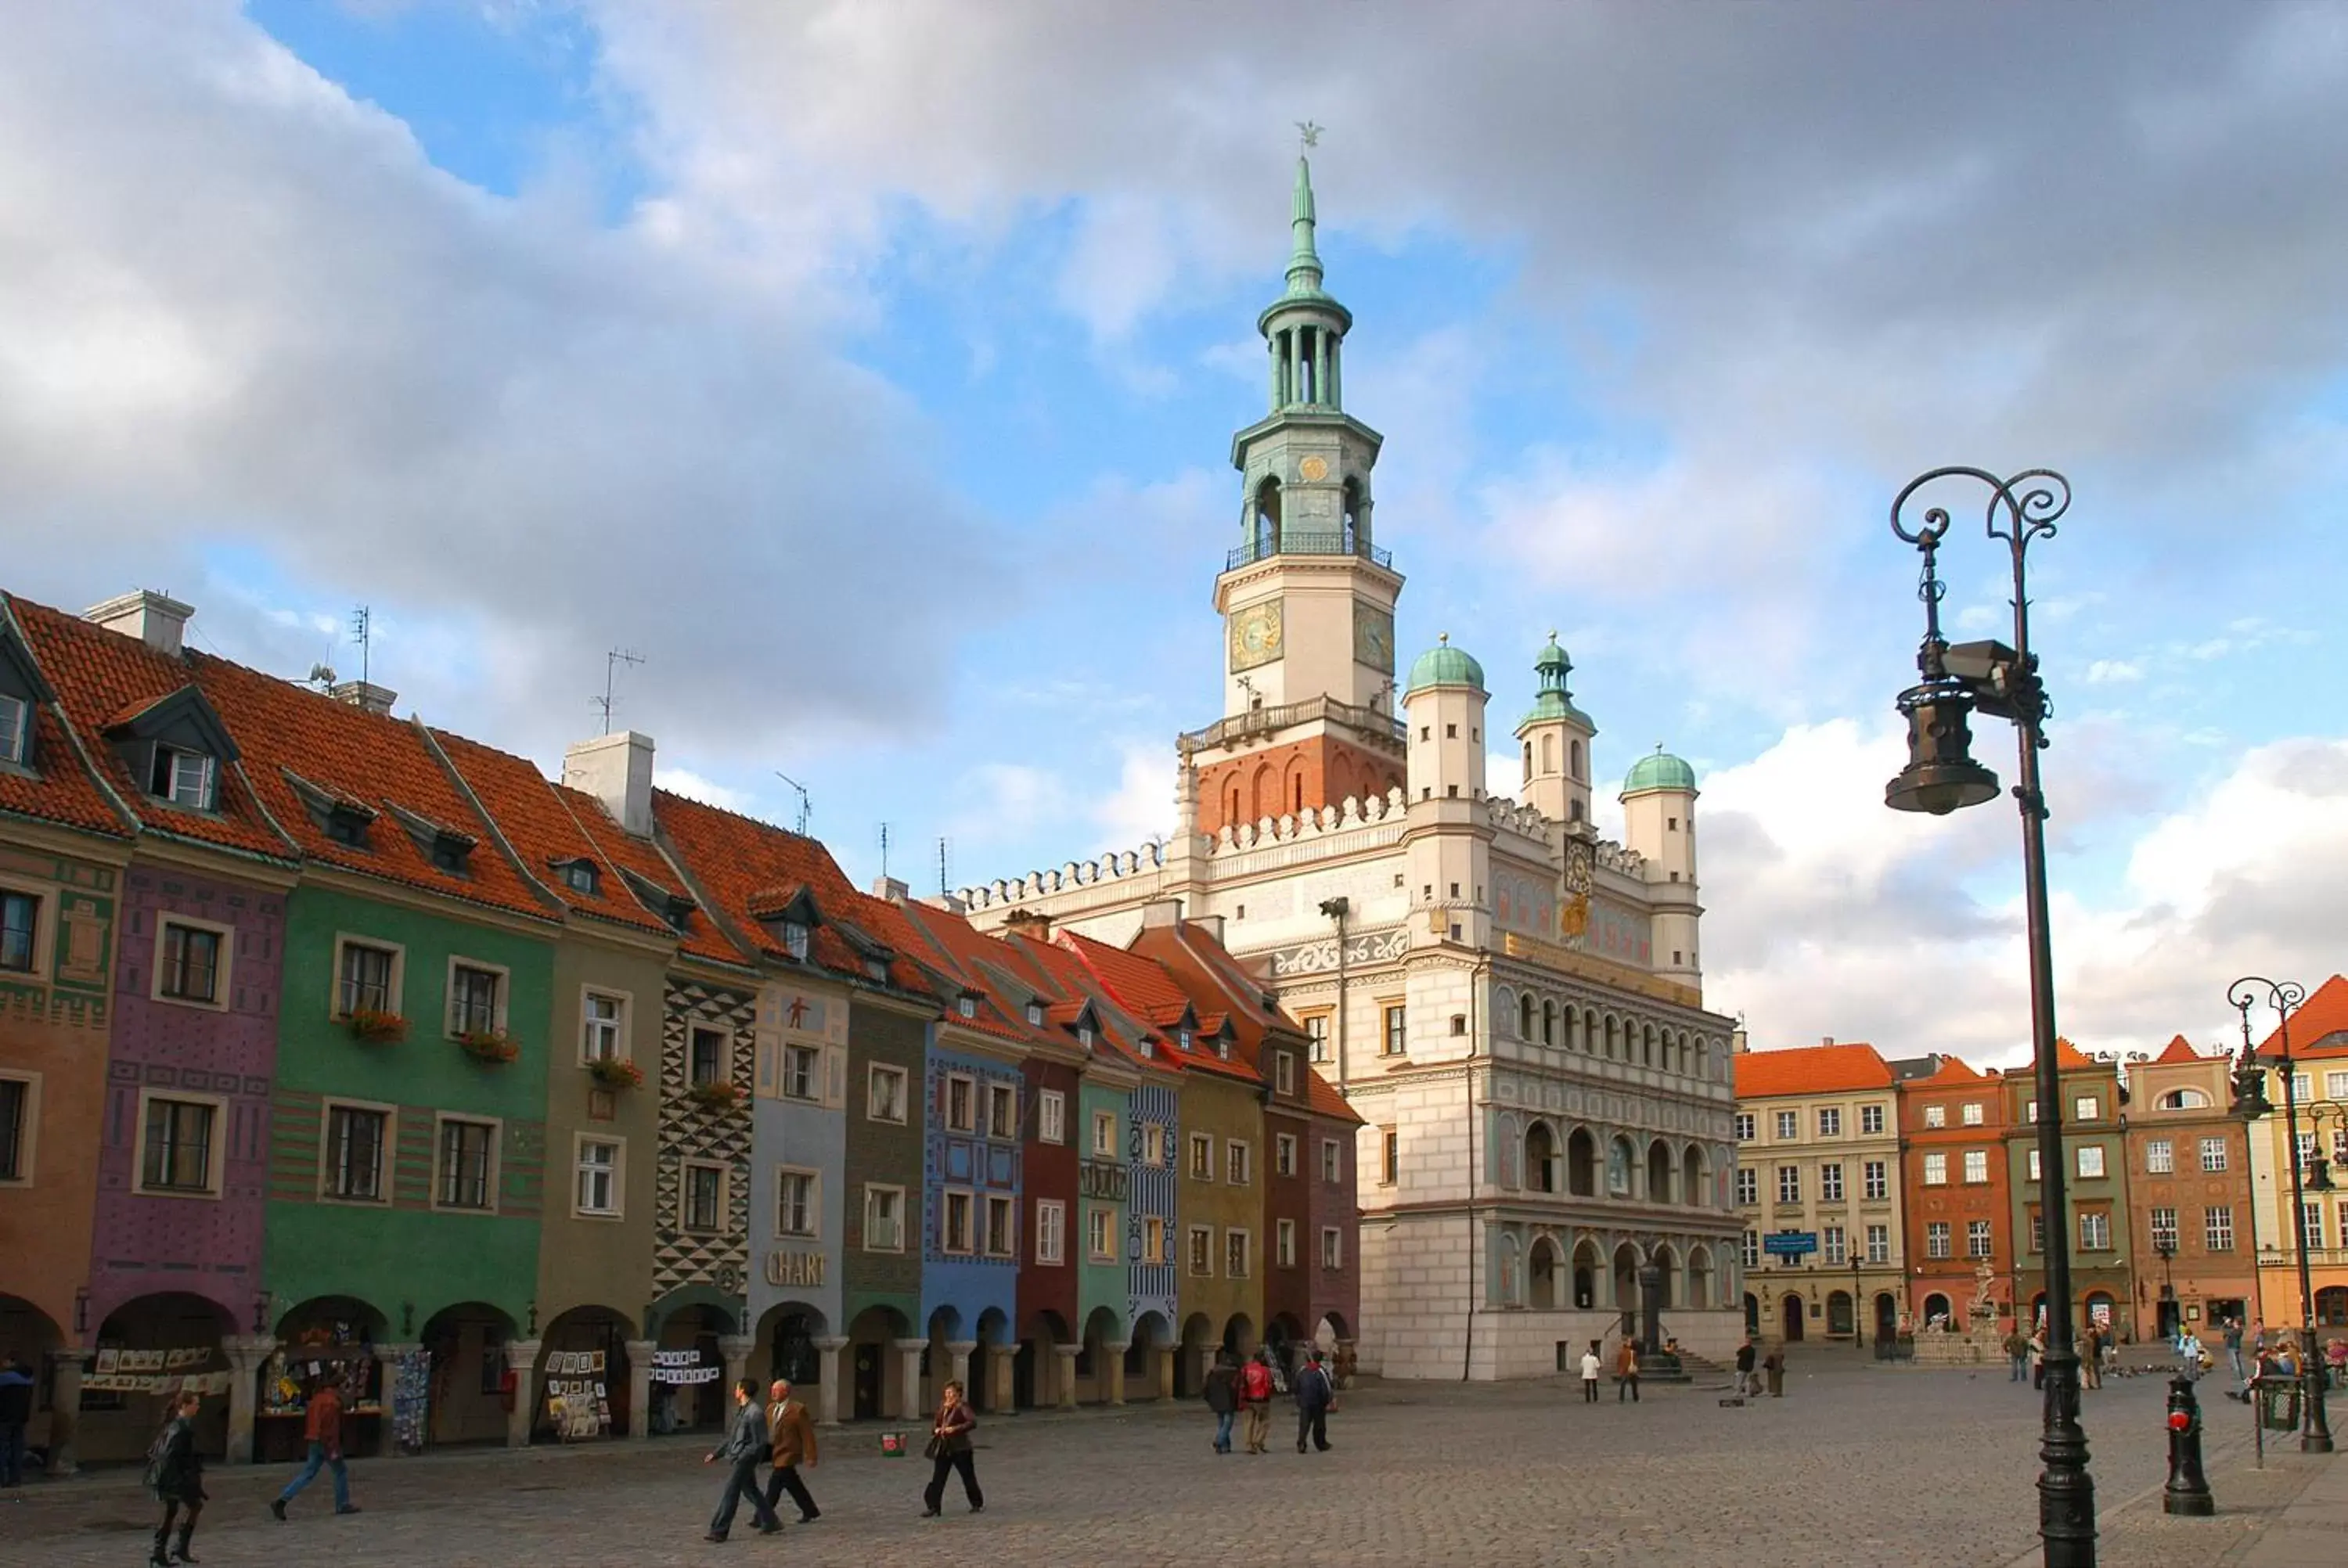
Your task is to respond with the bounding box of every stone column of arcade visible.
[1154,1343,1177,1400]
[986,1343,1017,1414]
[221,1335,278,1465]
[623,1340,657,1440]
[1104,1340,1130,1405]
[894,1339,927,1422]
[1054,1345,1079,1410]
[718,1334,754,1402]
[502,1339,542,1449]
[812,1337,848,1426]
[945,1340,976,1400]
[365,1341,418,1458]
[45,1348,84,1476]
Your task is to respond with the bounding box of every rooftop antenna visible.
[938,837,951,897]
[350,606,372,688]
[878,822,891,880]
[595,648,646,735]
[307,664,338,692]
[773,772,811,836]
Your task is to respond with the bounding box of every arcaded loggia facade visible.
[955,154,1742,1377]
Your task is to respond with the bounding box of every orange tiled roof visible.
[894,901,1061,1049]
[428,729,672,939]
[998,931,1161,1074]
[1061,930,1262,1084]
[0,600,131,840]
[2153,1034,2202,1066]
[551,785,740,966]
[1732,1042,1893,1097]
[1902,1056,1986,1090]
[1304,1066,1363,1126]
[7,595,293,860]
[2053,1036,2101,1072]
[649,789,877,978]
[2253,974,2348,1060]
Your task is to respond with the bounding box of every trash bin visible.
[2258,1383,2299,1432]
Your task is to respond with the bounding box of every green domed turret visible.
[1623,746,1698,796]
[1518,632,1593,731]
[1405,633,1486,698]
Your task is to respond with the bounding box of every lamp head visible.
[2230,1062,2274,1123]
[1885,684,2000,815]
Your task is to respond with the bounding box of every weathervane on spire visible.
[1296,120,1322,152]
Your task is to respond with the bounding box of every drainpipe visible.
[1464,975,1479,1381]
[1318,897,1350,1089]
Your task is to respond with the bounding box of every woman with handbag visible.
[920,1380,983,1518]
[147,1390,207,1566]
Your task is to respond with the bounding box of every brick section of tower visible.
[1196,733,1404,837]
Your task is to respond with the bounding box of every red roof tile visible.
[553,786,739,966]
[1061,930,1262,1084]
[1902,1056,1986,1090]
[6,595,291,859]
[2253,974,2348,1060]
[2054,1036,2100,1072]
[0,601,130,840]
[1304,1066,1362,1126]
[997,932,1162,1074]
[1732,1042,1893,1097]
[2154,1034,2202,1066]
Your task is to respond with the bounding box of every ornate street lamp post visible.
[2227,979,2335,1451]
[1882,466,2092,1566]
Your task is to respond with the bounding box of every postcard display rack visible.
[257,1322,385,1464]
[543,1349,614,1440]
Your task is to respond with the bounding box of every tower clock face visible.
[1229,599,1284,672]
[1352,603,1394,671]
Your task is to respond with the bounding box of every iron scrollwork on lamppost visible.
[1882,466,2094,1567]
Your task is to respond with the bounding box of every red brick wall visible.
[1197,737,1403,838]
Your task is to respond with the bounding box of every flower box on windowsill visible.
[586,1057,643,1090]
[456,1030,520,1064]
[686,1080,740,1111]
[344,1009,409,1045]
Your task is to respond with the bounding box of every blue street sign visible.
[1763,1231,1820,1257]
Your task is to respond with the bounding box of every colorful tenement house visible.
[2121,1035,2258,1339]
[2005,1039,2137,1336]
[1729,1041,1905,1346]
[0,580,1366,1469]
[2244,976,2348,1332]
[952,151,1742,1376]
[1896,1056,2015,1332]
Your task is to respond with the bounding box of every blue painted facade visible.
[920,1038,1021,1343]
[748,976,848,1375]
[1126,1076,1179,1331]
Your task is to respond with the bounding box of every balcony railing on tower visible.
[1226,530,1392,571]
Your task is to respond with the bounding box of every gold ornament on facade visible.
[1298,455,1329,482]
[1228,598,1285,672]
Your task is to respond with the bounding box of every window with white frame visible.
[1863,1160,1887,1201]
[943,1190,974,1253]
[1380,1127,1398,1185]
[1824,1225,1847,1264]
[575,1137,621,1217]
[1968,1220,1993,1258]
[1187,1225,1212,1275]
[2149,1206,2177,1251]
[1741,1228,1759,1268]
[448,962,504,1037]
[2199,1136,2228,1173]
[0,692,26,766]
[1922,1152,1947,1186]
[1320,1227,1342,1270]
[1082,1207,1114,1260]
[2145,1138,2173,1174]
[1923,1104,1946,1129]
[2303,1200,2327,1252]
[689,1026,726,1087]
[1925,1221,1950,1260]
[436,1117,497,1210]
[1039,1090,1066,1145]
[1774,1110,1798,1139]
[2029,1212,2044,1253]
[150,746,216,810]
[864,1185,904,1250]
[1777,1165,1800,1203]
[1092,1109,1118,1157]
[1225,1228,1251,1278]
[1734,1167,1759,1205]
[1963,1149,1989,1183]
[985,1193,1015,1257]
[1275,1134,1297,1178]
[139,1095,218,1194]
[2073,1095,2098,1122]
[1820,1162,1844,1202]
[776,1168,816,1237]
[1226,1140,1251,1186]
[1036,1199,1065,1264]
[1865,1224,1890,1264]
[155,919,225,1005]
[2076,1145,2105,1178]
[1381,1004,1406,1056]
[2327,1070,2348,1100]
[0,1074,33,1183]
[1275,1051,1295,1095]
[1188,1132,1213,1181]
[1734,1112,1755,1142]
[945,1074,975,1131]
[1860,1104,1885,1135]
[682,1162,725,1232]
[1321,1138,1341,1184]
[0,888,41,975]
[1817,1106,1842,1137]
[2079,1211,2111,1250]
[1277,1218,1297,1268]
[581,991,625,1062]
[324,1102,387,1201]
[2205,1205,2235,1250]
[334,937,398,1018]
[986,1082,1016,1140]
[2027,1149,2042,1181]
[2292,1074,2312,1102]
[1143,1123,1169,1167]
[1961,1102,1984,1126]
[866,1063,908,1123]
[1305,1012,1331,1063]
[781,1044,819,1102]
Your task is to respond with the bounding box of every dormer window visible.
[781,920,810,961]
[0,692,27,766]
[1139,1037,1154,1058]
[324,808,369,847]
[150,746,214,810]
[1078,1025,1095,1048]
[865,958,888,981]
[1216,1035,1231,1062]
[958,996,977,1020]
[1178,1029,1192,1052]
[1025,1002,1043,1027]
[559,860,600,896]
[429,837,471,873]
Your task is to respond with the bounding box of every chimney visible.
[330,680,398,716]
[1140,897,1183,930]
[1820,1035,1835,1047]
[1003,908,1053,940]
[85,590,194,657]
[1731,1026,1750,1056]
[564,730,656,837]
[871,876,909,904]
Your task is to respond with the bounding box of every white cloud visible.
[2085,660,2144,685]
[653,767,753,813]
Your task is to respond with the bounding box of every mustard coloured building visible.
[953,155,1742,1376]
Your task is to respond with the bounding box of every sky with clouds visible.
[5,1,2345,1069]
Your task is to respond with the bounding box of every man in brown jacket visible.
[759,1379,820,1523]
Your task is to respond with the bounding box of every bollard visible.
[2164,1374,2215,1516]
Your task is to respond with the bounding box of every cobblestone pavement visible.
[3,1355,2332,1567]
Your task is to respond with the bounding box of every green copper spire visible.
[1286,154,1326,300]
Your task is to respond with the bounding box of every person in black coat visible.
[149,1390,207,1566]
[1203,1353,1238,1454]
[1291,1350,1334,1454]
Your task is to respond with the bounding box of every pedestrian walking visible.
[1238,1348,1276,1453]
[0,1355,32,1493]
[1203,1352,1239,1454]
[1579,1341,1601,1403]
[2325,1336,2346,1391]
[2028,1329,2046,1390]
[268,1376,358,1521]
[2222,1317,2245,1385]
[1734,1336,1758,1398]
[2079,1325,2101,1390]
[1615,1339,1640,1403]
[1763,1347,1785,1398]
[146,1390,206,1567]
[1292,1350,1334,1454]
[920,1380,982,1518]
[2002,1327,2029,1383]
[759,1379,819,1525]
[702,1376,782,1542]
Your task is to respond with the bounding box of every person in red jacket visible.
[270,1376,360,1521]
[1238,1349,1276,1455]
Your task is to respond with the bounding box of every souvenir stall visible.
[257,1309,384,1464]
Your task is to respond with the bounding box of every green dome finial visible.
[1406,632,1486,698]
[1623,744,1698,796]
[1286,153,1325,300]
[1518,631,1594,732]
